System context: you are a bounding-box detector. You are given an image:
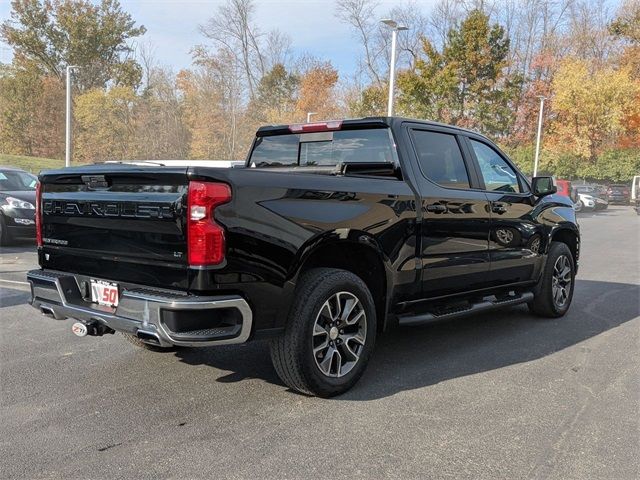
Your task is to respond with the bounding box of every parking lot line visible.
[0,278,30,286]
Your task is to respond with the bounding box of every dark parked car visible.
[595,184,609,202]
[27,117,580,396]
[0,166,38,245]
[607,184,630,204]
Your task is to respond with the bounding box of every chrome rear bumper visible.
[27,269,253,347]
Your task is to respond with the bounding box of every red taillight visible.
[288,120,342,133]
[187,181,231,266]
[35,181,42,247]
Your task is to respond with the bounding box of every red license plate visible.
[90,280,119,307]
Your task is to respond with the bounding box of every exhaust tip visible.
[137,330,161,345]
[40,305,66,320]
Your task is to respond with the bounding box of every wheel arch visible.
[549,226,580,270]
[289,232,391,332]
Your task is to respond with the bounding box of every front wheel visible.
[528,242,575,317]
[270,268,377,397]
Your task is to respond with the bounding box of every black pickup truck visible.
[28,117,579,397]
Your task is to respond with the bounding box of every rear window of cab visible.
[248,128,397,167]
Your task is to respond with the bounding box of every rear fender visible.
[285,229,393,331]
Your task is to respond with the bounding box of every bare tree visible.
[336,0,384,85]
[138,41,157,91]
[428,0,462,48]
[200,0,265,100]
[264,29,293,71]
[565,0,617,64]
[382,2,430,70]
[134,65,189,160]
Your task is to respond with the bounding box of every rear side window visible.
[249,134,299,166]
[411,130,470,189]
[249,128,396,167]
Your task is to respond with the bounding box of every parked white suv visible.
[576,185,608,211]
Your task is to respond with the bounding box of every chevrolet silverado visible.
[28,117,579,397]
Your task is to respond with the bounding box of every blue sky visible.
[0,0,437,75]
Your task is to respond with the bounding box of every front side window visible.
[470,140,521,193]
[411,130,470,189]
[249,128,396,167]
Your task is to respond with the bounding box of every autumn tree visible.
[251,63,298,124]
[1,0,146,91]
[135,67,189,160]
[294,62,340,122]
[74,86,138,162]
[0,64,64,158]
[348,84,387,117]
[549,58,639,162]
[510,52,556,146]
[610,0,640,148]
[179,47,251,160]
[398,9,522,137]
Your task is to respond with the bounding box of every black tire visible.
[0,215,12,247]
[270,268,377,397]
[121,332,176,352]
[528,241,575,318]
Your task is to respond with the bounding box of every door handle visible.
[426,204,447,213]
[491,203,508,214]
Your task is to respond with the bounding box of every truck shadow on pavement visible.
[174,279,639,400]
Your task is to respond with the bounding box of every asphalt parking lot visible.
[1,206,638,479]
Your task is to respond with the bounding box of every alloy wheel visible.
[552,254,572,308]
[312,291,367,378]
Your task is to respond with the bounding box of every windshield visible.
[249,128,397,168]
[0,170,37,191]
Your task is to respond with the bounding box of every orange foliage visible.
[294,62,339,122]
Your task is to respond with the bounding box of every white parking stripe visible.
[0,279,30,286]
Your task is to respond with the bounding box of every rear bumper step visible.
[27,269,253,347]
[398,292,534,327]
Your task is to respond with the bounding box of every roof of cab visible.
[255,116,483,137]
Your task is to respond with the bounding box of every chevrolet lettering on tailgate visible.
[42,200,176,219]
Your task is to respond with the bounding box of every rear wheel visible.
[529,242,575,317]
[121,332,176,352]
[270,268,377,397]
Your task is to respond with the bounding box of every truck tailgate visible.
[39,166,189,289]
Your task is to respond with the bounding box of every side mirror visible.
[532,176,557,197]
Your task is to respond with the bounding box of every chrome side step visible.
[397,292,534,327]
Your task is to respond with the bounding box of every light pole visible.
[533,95,546,177]
[381,19,408,116]
[306,112,317,123]
[65,65,80,168]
